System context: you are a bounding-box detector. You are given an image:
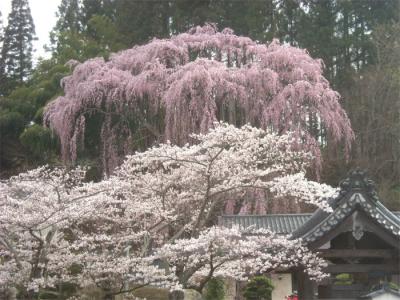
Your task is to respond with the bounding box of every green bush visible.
[19,124,56,160]
[335,273,353,285]
[0,110,25,137]
[204,277,225,300]
[243,276,274,300]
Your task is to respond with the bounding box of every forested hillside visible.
[0,0,398,208]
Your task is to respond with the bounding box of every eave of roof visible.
[218,214,311,234]
[359,285,400,298]
[219,212,400,235]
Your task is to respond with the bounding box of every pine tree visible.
[0,10,4,46]
[54,0,82,34]
[81,0,115,26]
[0,10,5,87]
[1,0,36,85]
[50,0,82,48]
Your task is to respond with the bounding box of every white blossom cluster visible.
[157,226,327,289]
[0,123,334,296]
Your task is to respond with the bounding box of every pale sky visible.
[0,0,61,61]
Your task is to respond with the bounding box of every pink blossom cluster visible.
[44,24,353,173]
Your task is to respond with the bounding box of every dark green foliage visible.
[81,0,115,26]
[0,10,3,43]
[204,277,225,300]
[50,0,82,48]
[0,0,36,87]
[115,0,170,45]
[334,273,353,285]
[0,109,24,137]
[243,276,274,300]
[87,15,125,54]
[0,58,67,174]
[19,124,56,160]
[55,0,82,34]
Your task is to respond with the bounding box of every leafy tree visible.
[0,0,36,87]
[297,0,336,82]
[0,10,4,92]
[0,10,123,177]
[0,10,3,46]
[1,0,398,209]
[332,22,400,209]
[243,276,274,300]
[19,124,57,162]
[115,0,171,45]
[86,15,126,53]
[50,0,82,47]
[81,0,115,26]
[0,59,68,176]
[55,0,82,34]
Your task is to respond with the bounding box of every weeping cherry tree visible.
[44,24,354,175]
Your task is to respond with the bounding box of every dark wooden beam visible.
[317,249,398,258]
[325,263,400,273]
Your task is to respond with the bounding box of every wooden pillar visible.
[297,271,317,300]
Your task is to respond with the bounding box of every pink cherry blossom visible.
[44,24,353,174]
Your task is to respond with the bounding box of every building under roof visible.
[219,170,400,300]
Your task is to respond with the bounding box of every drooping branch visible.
[44,24,354,174]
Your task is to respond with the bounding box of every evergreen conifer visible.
[1,0,36,86]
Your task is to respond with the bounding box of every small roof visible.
[292,170,400,245]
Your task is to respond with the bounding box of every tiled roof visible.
[292,170,400,243]
[218,214,312,234]
[219,212,400,234]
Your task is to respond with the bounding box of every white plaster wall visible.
[372,293,400,300]
[271,273,292,300]
[223,277,237,300]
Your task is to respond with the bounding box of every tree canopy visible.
[44,24,354,174]
[0,0,36,89]
[0,123,330,299]
[0,0,398,206]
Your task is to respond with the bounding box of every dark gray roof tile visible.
[218,214,312,234]
[219,211,400,235]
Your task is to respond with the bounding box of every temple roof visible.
[292,169,400,244]
[219,170,400,242]
[218,212,400,235]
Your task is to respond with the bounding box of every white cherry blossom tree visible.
[0,123,335,299]
[0,167,98,298]
[0,168,177,299]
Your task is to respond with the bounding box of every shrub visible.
[243,276,274,300]
[204,277,225,300]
